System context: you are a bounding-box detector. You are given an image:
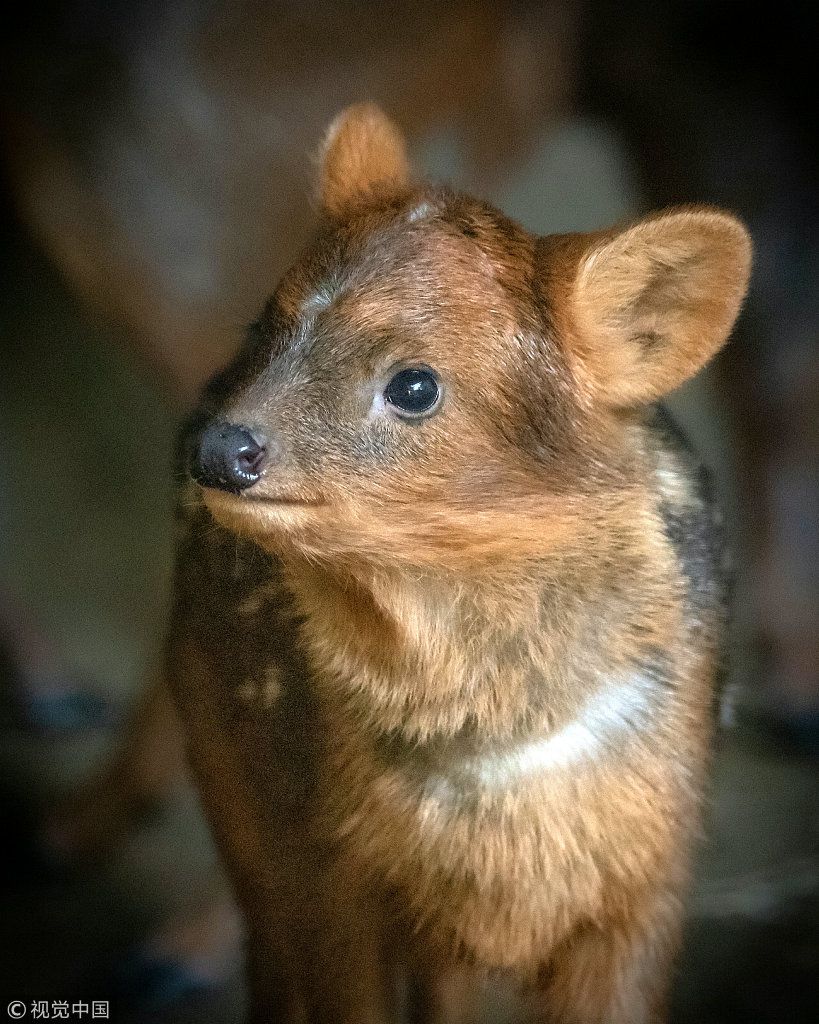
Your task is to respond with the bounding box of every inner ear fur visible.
[558,208,752,407]
[318,102,411,218]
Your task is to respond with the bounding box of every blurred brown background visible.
[0,2,816,1021]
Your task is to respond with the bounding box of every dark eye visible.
[384,366,442,417]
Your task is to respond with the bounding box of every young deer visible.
[170,103,751,1023]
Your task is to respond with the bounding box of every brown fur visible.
[167,105,751,1022]
[319,103,412,218]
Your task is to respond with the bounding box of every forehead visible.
[272,196,536,359]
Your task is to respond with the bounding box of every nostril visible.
[235,439,266,478]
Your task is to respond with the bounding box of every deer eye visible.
[384,366,442,418]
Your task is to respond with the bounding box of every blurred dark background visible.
[0,2,816,1021]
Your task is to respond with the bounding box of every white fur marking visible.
[407,200,434,224]
[300,285,335,318]
[424,673,658,800]
[238,581,281,617]
[235,664,282,710]
[477,674,655,788]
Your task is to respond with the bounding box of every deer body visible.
[168,105,750,1022]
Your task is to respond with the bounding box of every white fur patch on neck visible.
[454,672,658,792]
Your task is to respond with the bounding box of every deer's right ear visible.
[318,103,411,219]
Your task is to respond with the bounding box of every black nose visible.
[190,420,266,493]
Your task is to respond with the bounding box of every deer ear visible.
[318,103,411,218]
[563,208,751,407]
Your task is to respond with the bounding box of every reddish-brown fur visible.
[167,105,751,1022]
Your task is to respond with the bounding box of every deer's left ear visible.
[559,208,751,407]
[318,103,411,219]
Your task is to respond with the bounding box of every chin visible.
[202,489,318,541]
